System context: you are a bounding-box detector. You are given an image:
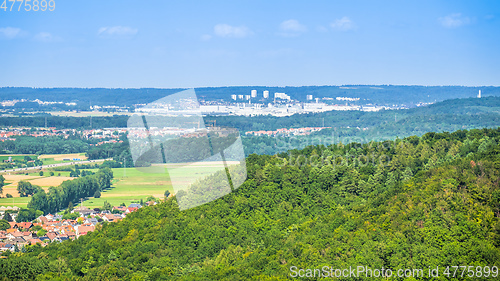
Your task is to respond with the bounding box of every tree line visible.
[26,167,113,215]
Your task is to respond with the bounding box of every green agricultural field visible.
[40,158,63,165]
[79,167,173,207]
[0,163,231,209]
[0,154,37,161]
[48,171,72,177]
[82,164,230,208]
[0,197,31,208]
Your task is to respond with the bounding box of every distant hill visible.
[408,95,500,115]
[1,85,499,107]
[215,96,500,132]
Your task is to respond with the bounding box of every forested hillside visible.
[240,97,500,155]
[1,127,499,280]
[215,96,500,132]
[0,116,129,129]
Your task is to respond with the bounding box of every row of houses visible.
[0,202,155,252]
[0,127,126,143]
[245,126,332,136]
[89,139,124,146]
[0,220,77,251]
[0,128,77,140]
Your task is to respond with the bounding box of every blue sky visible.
[1,0,499,88]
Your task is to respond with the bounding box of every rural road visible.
[0,159,110,174]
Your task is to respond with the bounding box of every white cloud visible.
[280,19,307,32]
[35,32,61,42]
[330,17,355,31]
[98,26,138,37]
[0,27,22,39]
[316,25,329,33]
[438,13,470,28]
[214,24,252,38]
[278,19,307,37]
[200,34,212,41]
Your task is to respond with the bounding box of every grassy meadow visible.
[82,163,228,208]
[1,161,230,209]
[0,155,37,161]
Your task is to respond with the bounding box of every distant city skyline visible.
[1,0,499,88]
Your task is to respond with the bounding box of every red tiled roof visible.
[46,232,57,240]
[29,239,42,245]
[78,225,95,234]
[17,222,33,229]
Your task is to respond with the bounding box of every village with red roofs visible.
[0,201,156,253]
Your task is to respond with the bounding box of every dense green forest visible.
[0,135,90,155]
[1,127,499,280]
